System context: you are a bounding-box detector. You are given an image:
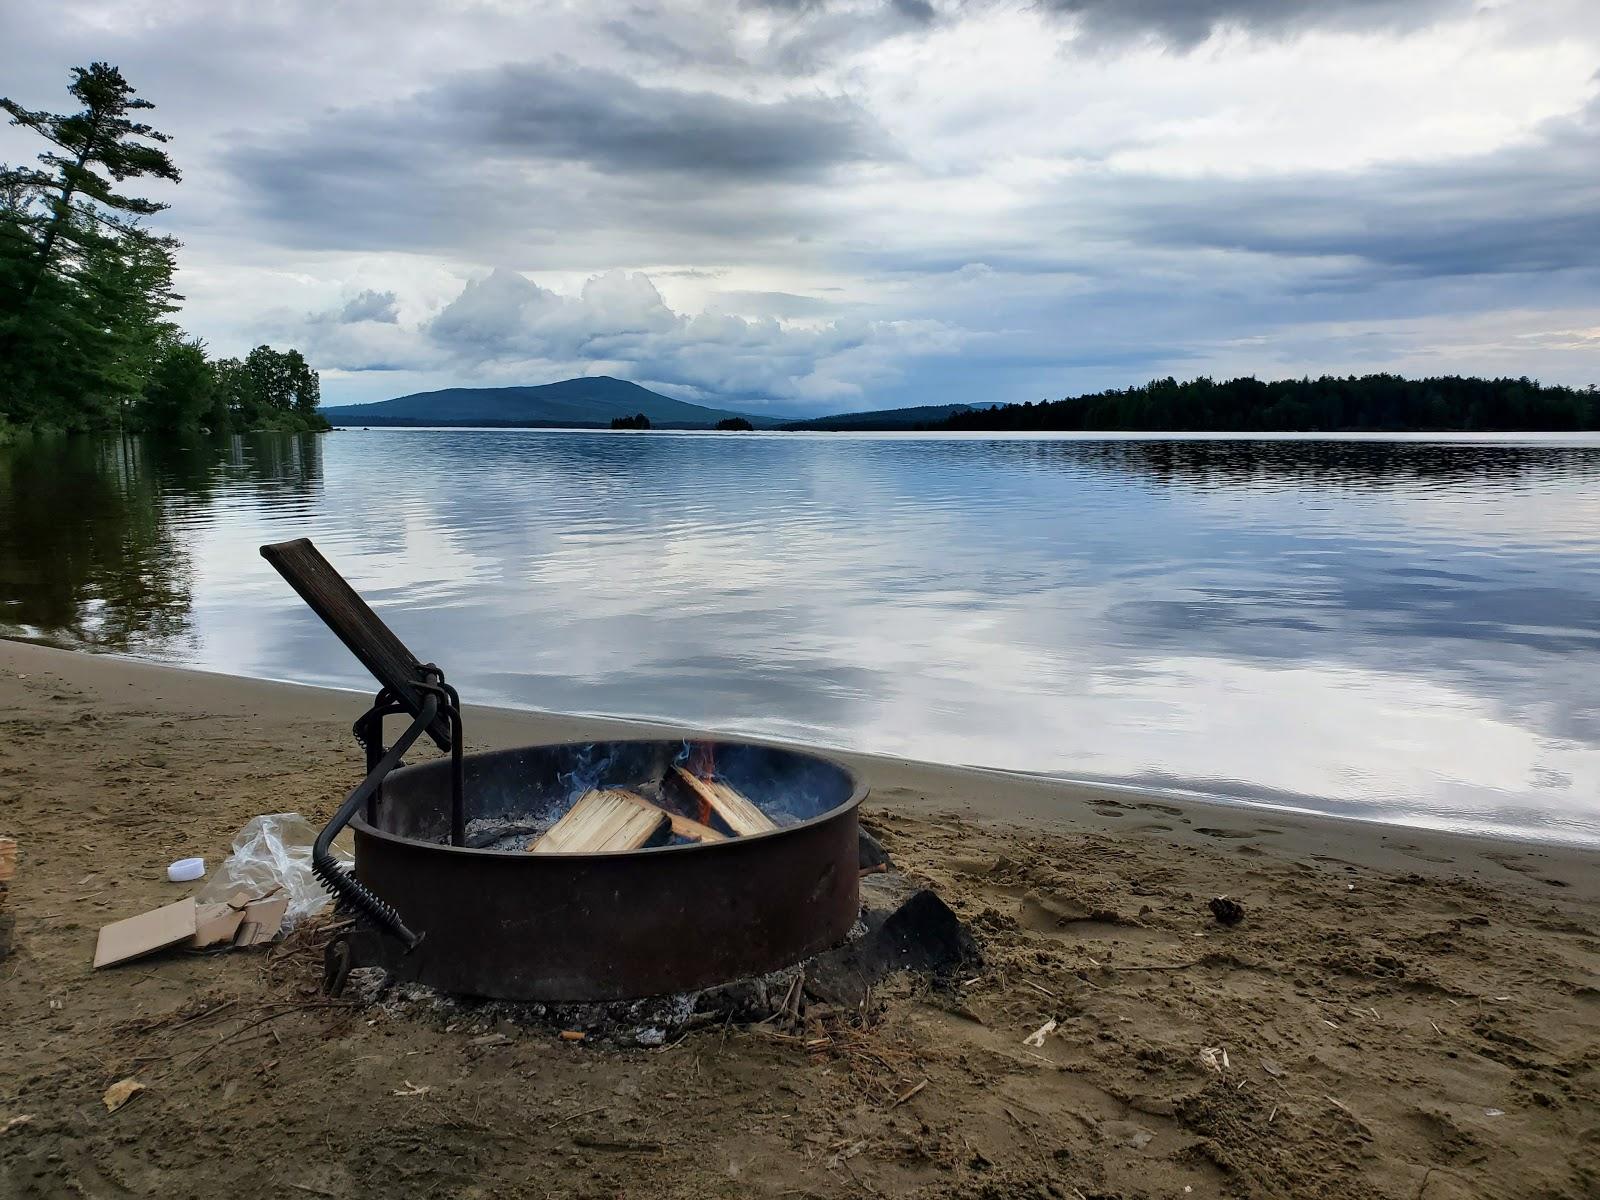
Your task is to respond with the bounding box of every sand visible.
[0,638,1595,1199]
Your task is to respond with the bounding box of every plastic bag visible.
[195,813,353,930]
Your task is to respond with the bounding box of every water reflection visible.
[0,433,322,651]
[1,429,1597,845]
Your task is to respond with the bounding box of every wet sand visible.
[1,639,1596,1198]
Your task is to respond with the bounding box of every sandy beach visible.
[0,637,1596,1199]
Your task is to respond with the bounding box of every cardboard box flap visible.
[94,898,197,969]
[233,894,288,948]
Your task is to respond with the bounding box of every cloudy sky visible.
[4,0,1599,414]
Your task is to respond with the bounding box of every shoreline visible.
[3,637,1595,897]
[2,637,1597,1197]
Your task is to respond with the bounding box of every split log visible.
[574,788,725,844]
[649,805,727,844]
[529,790,670,854]
[669,767,776,837]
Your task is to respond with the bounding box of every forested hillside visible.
[940,374,1600,433]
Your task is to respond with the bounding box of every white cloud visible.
[5,0,1599,408]
[287,266,963,408]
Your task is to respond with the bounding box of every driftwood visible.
[529,790,669,854]
[669,767,776,837]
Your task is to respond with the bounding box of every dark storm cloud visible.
[1041,0,1464,46]
[223,60,888,256]
[440,62,886,178]
[1094,97,1600,279]
[740,0,1461,49]
[889,0,936,23]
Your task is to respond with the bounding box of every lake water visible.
[3,429,1598,846]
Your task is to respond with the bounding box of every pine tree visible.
[0,63,182,430]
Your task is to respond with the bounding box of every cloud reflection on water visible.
[3,429,1598,844]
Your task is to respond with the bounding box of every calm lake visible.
[3,429,1598,846]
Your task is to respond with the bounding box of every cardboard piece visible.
[93,898,197,969]
[233,894,288,947]
[191,901,247,949]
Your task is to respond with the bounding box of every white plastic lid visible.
[167,857,206,883]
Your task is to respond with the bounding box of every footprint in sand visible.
[1397,844,1452,864]
[1484,851,1534,875]
[1135,801,1185,817]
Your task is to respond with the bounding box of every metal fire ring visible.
[349,738,867,1002]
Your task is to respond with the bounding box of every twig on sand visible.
[287,1183,339,1197]
[167,999,238,1032]
[572,1134,663,1153]
[891,1079,928,1107]
[174,1001,353,1074]
[552,1105,607,1128]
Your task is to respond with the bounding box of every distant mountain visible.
[778,403,978,431]
[320,376,777,429]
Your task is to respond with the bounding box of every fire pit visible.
[261,539,866,1003]
[352,737,863,1001]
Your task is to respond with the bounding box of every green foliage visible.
[610,412,652,429]
[941,374,1600,433]
[0,63,325,437]
[136,339,213,432]
[715,416,754,431]
[209,346,328,432]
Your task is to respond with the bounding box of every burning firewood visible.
[528,790,670,854]
[649,805,727,844]
[614,788,728,843]
[669,766,777,837]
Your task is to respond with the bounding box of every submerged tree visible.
[0,63,183,431]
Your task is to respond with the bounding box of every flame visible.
[681,742,717,824]
[686,741,716,779]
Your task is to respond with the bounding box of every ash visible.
[343,963,805,1047]
[340,911,881,1050]
[462,815,554,853]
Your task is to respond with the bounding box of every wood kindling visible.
[669,767,777,837]
[528,789,670,854]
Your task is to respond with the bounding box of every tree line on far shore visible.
[0,63,327,441]
[938,374,1600,433]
